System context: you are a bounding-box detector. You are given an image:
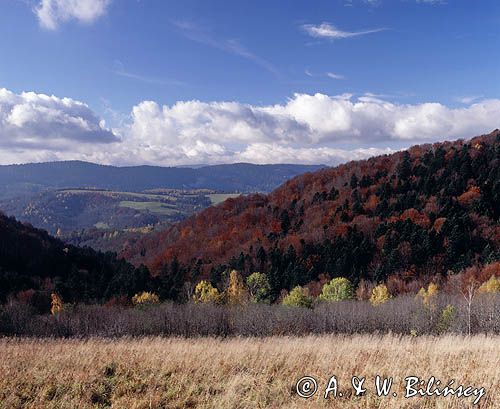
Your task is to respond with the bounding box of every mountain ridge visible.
[123,130,500,300]
[0,161,325,199]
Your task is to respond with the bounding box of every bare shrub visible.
[0,293,498,337]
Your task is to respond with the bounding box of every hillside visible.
[0,162,324,199]
[0,212,152,308]
[124,130,500,301]
[0,188,213,236]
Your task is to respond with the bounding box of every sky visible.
[0,0,499,166]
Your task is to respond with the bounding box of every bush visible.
[319,277,353,302]
[282,287,313,308]
[436,304,455,334]
[0,294,499,337]
[16,289,51,314]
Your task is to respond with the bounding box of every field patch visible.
[208,193,241,205]
[119,200,179,215]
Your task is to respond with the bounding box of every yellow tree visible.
[225,270,249,305]
[50,293,63,315]
[282,286,313,308]
[369,284,390,306]
[479,276,500,293]
[416,282,439,307]
[132,291,160,306]
[416,282,440,329]
[193,280,220,304]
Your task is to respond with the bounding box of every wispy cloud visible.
[455,95,483,104]
[347,0,445,4]
[326,72,345,80]
[305,69,345,80]
[345,0,380,5]
[416,0,446,4]
[173,20,279,77]
[112,61,187,87]
[302,22,386,40]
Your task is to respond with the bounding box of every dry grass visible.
[0,335,498,408]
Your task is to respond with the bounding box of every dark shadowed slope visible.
[0,212,151,306]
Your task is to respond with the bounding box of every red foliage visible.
[120,131,500,294]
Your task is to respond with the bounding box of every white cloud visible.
[236,144,394,165]
[1,88,499,166]
[302,22,386,40]
[0,88,118,154]
[118,94,500,165]
[35,0,111,30]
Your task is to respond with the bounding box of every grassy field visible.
[207,193,241,205]
[0,335,497,409]
[60,189,173,201]
[118,200,179,215]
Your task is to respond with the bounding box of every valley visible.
[0,162,314,252]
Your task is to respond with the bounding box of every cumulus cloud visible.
[118,93,500,165]
[0,88,118,153]
[0,88,499,166]
[302,22,386,40]
[35,0,111,30]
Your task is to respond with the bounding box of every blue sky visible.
[0,0,499,166]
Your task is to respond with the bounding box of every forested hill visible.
[0,161,324,199]
[0,212,152,307]
[124,130,500,301]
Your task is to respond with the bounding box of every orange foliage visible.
[457,186,481,205]
[433,217,447,233]
[364,194,379,213]
[399,208,430,228]
[479,261,500,282]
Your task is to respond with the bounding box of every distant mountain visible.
[0,161,325,199]
[123,130,500,301]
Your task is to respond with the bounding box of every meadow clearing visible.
[0,334,498,409]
